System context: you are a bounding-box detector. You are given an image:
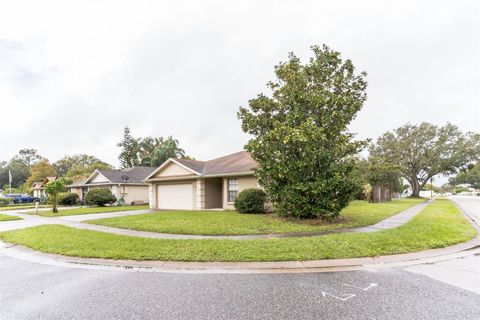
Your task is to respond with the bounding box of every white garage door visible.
[157,183,193,210]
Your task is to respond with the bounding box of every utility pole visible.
[8,170,12,194]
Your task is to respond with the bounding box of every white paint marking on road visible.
[321,291,356,301]
[343,282,378,291]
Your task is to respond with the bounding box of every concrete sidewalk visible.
[0,206,83,214]
[1,232,479,274]
[58,209,153,222]
[0,209,154,232]
[0,201,431,239]
[348,199,431,233]
[68,199,431,239]
[0,198,478,274]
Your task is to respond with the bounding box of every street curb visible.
[450,198,480,231]
[1,234,479,274]
[1,198,478,274]
[1,199,431,239]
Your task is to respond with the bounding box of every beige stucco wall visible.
[69,187,82,199]
[152,162,195,178]
[70,184,149,205]
[149,175,258,211]
[86,185,109,190]
[222,175,258,210]
[195,179,205,209]
[109,185,149,204]
[149,184,155,208]
[121,185,150,204]
[69,187,89,201]
[90,172,109,183]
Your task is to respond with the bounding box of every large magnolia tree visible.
[238,45,368,219]
[370,123,479,197]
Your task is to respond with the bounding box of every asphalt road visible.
[1,197,479,320]
[451,195,480,228]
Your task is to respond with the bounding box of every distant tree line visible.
[0,127,192,194]
[0,149,113,193]
[449,161,480,189]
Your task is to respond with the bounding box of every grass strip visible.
[0,200,475,262]
[22,205,150,217]
[0,213,22,221]
[0,205,50,211]
[86,199,424,235]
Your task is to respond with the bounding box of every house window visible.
[227,178,239,202]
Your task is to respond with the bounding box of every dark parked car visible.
[4,194,39,204]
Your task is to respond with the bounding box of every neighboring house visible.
[66,167,156,205]
[145,151,258,210]
[31,176,57,199]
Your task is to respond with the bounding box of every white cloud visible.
[0,0,478,170]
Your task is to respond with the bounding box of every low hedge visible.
[0,197,13,207]
[85,189,116,207]
[58,193,79,206]
[234,188,267,213]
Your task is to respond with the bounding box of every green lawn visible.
[0,199,473,262]
[0,204,50,211]
[0,213,22,221]
[86,198,425,235]
[23,205,150,217]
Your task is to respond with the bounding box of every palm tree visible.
[137,137,164,166]
[151,136,185,166]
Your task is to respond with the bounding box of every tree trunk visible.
[411,177,421,197]
[411,186,420,197]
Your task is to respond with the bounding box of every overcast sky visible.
[0,0,479,169]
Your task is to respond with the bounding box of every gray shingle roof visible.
[174,151,258,176]
[96,166,156,184]
[174,159,206,174]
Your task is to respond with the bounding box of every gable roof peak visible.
[86,166,156,184]
[147,151,257,179]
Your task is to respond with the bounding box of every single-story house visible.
[145,151,259,210]
[31,176,57,199]
[67,166,156,205]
